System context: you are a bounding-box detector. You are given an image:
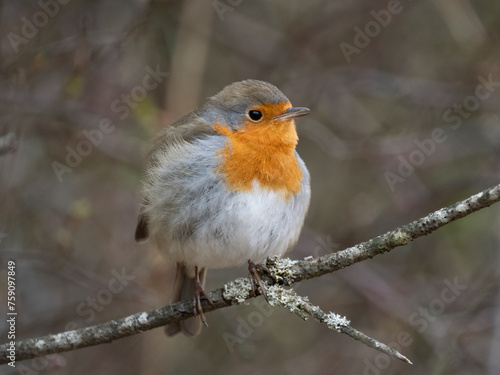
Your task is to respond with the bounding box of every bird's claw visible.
[248,260,270,301]
[193,266,215,327]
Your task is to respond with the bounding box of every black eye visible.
[248,110,263,121]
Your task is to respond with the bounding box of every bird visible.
[135,79,311,336]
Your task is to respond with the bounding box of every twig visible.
[1,183,500,364]
[265,285,412,364]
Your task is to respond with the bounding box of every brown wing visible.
[134,113,218,243]
[134,208,150,242]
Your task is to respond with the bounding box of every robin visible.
[135,79,311,336]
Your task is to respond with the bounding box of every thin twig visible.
[1,183,499,364]
[265,285,412,364]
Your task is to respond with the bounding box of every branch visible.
[265,285,412,364]
[286,183,500,283]
[2,183,500,365]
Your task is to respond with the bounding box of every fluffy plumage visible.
[135,79,310,336]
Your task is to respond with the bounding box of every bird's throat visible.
[214,121,302,199]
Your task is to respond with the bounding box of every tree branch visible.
[2,183,500,365]
[265,285,412,364]
[286,183,500,283]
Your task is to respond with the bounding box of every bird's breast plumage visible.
[213,105,303,200]
[143,133,310,269]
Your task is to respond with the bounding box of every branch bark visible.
[2,183,500,364]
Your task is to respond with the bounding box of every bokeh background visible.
[1,0,500,374]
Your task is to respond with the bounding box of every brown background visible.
[1,1,500,374]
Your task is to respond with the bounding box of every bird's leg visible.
[248,260,270,301]
[193,266,215,327]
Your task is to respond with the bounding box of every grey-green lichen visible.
[266,256,297,285]
[266,284,310,320]
[223,277,252,304]
[324,312,350,331]
[392,228,411,244]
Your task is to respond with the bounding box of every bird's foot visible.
[193,266,215,327]
[248,260,270,301]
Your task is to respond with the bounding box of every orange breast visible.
[214,103,302,200]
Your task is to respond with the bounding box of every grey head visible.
[198,79,291,130]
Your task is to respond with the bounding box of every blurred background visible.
[1,0,500,374]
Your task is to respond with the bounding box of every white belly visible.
[158,181,309,269]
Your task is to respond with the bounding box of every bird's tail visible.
[165,264,206,337]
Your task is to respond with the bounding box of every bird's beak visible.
[273,107,310,121]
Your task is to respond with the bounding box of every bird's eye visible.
[248,110,263,121]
